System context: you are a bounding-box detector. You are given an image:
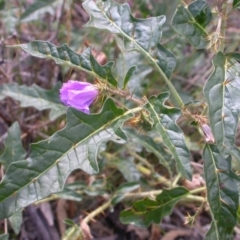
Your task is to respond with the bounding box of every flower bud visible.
[60,80,99,113]
[201,123,215,144]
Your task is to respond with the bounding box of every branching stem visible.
[97,4,184,108]
[82,186,206,224]
[104,87,145,105]
[82,198,112,224]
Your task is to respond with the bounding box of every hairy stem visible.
[97,4,184,108]
[218,0,233,52]
[82,186,206,224]
[126,147,154,171]
[105,87,145,105]
[82,198,112,224]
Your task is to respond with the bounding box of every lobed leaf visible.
[0,85,3,100]
[109,157,140,182]
[120,187,189,227]
[9,41,117,87]
[233,0,240,8]
[0,82,65,121]
[0,3,17,33]
[114,50,153,95]
[82,0,176,79]
[54,188,82,202]
[144,93,192,180]
[112,182,140,205]
[0,234,9,240]
[0,122,26,169]
[226,52,240,61]
[9,211,22,235]
[0,98,134,219]
[0,0,5,10]
[203,144,238,240]
[125,129,174,175]
[172,0,212,49]
[188,0,212,27]
[123,66,136,90]
[64,179,108,197]
[203,52,240,157]
[20,0,63,22]
[0,123,24,235]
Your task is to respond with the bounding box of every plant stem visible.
[172,173,181,187]
[218,0,233,52]
[98,5,184,108]
[126,147,154,171]
[190,186,206,195]
[82,185,205,224]
[105,87,145,105]
[123,187,205,202]
[1,166,7,234]
[82,198,112,224]
[150,60,184,108]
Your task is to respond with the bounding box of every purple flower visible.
[201,123,215,144]
[60,80,99,113]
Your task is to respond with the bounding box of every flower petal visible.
[59,80,99,113]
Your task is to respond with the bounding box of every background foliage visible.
[0,0,240,239]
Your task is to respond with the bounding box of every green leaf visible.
[0,98,134,219]
[1,4,17,33]
[203,52,240,156]
[123,66,136,90]
[82,0,176,79]
[226,52,240,61]
[0,234,9,240]
[172,0,211,49]
[110,158,140,182]
[114,50,153,95]
[9,41,117,87]
[233,0,240,8]
[120,187,189,227]
[65,179,108,197]
[203,144,238,240]
[0,122,26,169]
[125,129,173,174]
[9,211,22,235]
[0,0,5,10]
[20,0,63,22]
[115,182,140,194]
[1,83,65,121]
[0,85,3,100]
[112,182,140,205]
[54,188,82,201]
[188,0,212,27]
[144,93,192,180]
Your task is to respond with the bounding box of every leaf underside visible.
[109,157,140,182]
[233,0,240,8]
[20,0,62,22]
[83,0,176,78]
[120,187,189,227]
[125,129,174,175]
[0,98,133,219]
[144,93,192,180]
[0,82,66,121]
[203,52,240,157]
[114,50,153,95]
[0,234,9,240]
[0,122,26,169]
[203,144,238,240]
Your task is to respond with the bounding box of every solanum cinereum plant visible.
[0,0,240,239]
